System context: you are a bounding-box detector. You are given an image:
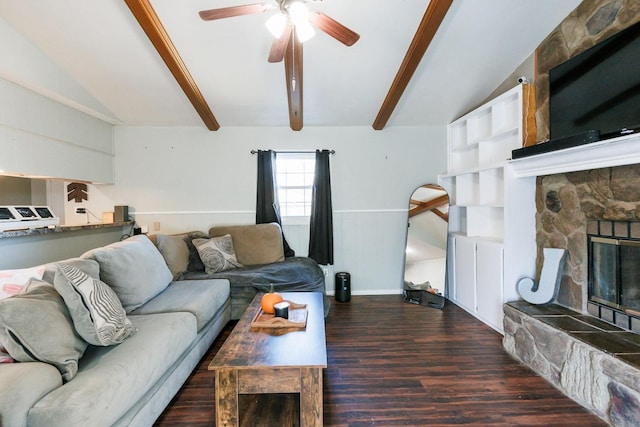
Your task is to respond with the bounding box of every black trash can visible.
[335,272,351,302]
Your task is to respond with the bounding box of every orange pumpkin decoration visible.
[261,284,283,314]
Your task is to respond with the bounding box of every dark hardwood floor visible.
[154,295,606,426]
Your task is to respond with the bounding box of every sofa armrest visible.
[0,362,62,427]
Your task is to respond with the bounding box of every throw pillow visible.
[193,235,243,274]
[155,234,189,279]
[41,257,100,286]
[81,235,173,312]
[209,223,285,265]
[0,278,88,382]
[54,263,136,346]
[0,266,45,300]
[183,231,208,272]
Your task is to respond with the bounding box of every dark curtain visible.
[256,150,295,257]
[308,149,334,265]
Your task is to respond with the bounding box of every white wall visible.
[89,125,447,295]
[0,79,115,183]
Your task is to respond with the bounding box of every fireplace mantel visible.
[509,133,640,177]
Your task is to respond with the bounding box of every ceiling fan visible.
[199,0,360,130]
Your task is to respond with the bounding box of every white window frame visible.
[275,152,315,224]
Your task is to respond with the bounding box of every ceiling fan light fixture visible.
[288,1,310,26]
[265,12,288,38]
[295,21,315,42]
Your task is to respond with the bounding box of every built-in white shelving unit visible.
[440,84,537,334]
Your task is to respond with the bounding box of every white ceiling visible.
[0,0,582,129]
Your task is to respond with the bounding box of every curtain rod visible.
[250,150,335,155]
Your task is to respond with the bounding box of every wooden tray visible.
[250,300,308,329]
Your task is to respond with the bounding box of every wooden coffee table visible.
[209,292,327,427]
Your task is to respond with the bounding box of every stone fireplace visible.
[501,1,640,424]
[537,165,640,334]
[504,140,640,425]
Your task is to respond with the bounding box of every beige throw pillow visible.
[0,278,87,382]
[209,223,285,265]
[193,235,243,274]
[155,234,190,279]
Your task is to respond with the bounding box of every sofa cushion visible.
[193,235,243,273]
[155,234,190,279]
[28,312,197,427]
[131,279,230,331]
[82,235,173,312]
[0,362,63,427]
[149,231,208,273]
[209,223,285,265]
[42,258,100,286]
[0,266,45,300]
[54,264,136,346]
[0,279,87,382]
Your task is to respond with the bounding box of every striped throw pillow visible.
[54,264,136,346]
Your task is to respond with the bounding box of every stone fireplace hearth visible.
[504,301,640,425]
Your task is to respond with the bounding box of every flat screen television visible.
[549,19,640,142]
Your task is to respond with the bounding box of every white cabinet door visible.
[475,240,504,332]
[453,236,476,313]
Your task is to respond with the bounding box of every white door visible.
[454,236,476,313]
[476,240,505,333]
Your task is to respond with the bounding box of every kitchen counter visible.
[0,222,132,239]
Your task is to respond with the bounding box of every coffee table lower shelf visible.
[215,366,323,427]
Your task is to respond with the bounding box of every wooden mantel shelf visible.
[509,133,640,177]
[0,222,132,239]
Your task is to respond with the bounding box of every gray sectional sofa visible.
[0,235,231,427]
[149,223,329,319]
[0,222,328,426]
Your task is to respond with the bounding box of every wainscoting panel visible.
[332,210,408,295]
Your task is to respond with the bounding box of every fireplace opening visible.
[588,220,640,329]
[589,236,640,312]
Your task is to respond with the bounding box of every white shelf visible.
[466,109,492,145]
[467,206,504,238]
[479,168,504,206]
[444,83,536,335]
[456,173,480,205]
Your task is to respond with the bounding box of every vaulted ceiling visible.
[0,0,581,130]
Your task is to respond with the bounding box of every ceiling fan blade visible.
[199,3,274,21]
[268,23,293,63]
[284,32,303,131]
[310,12,360,46]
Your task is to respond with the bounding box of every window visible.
[275,153,315,217]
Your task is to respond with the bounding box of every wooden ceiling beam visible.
[125,0,220,131]
[284,31,303,131]
[409,194,449,217]
[421,183,446,191]
[372,0,453,130]
[432,208,449,222]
